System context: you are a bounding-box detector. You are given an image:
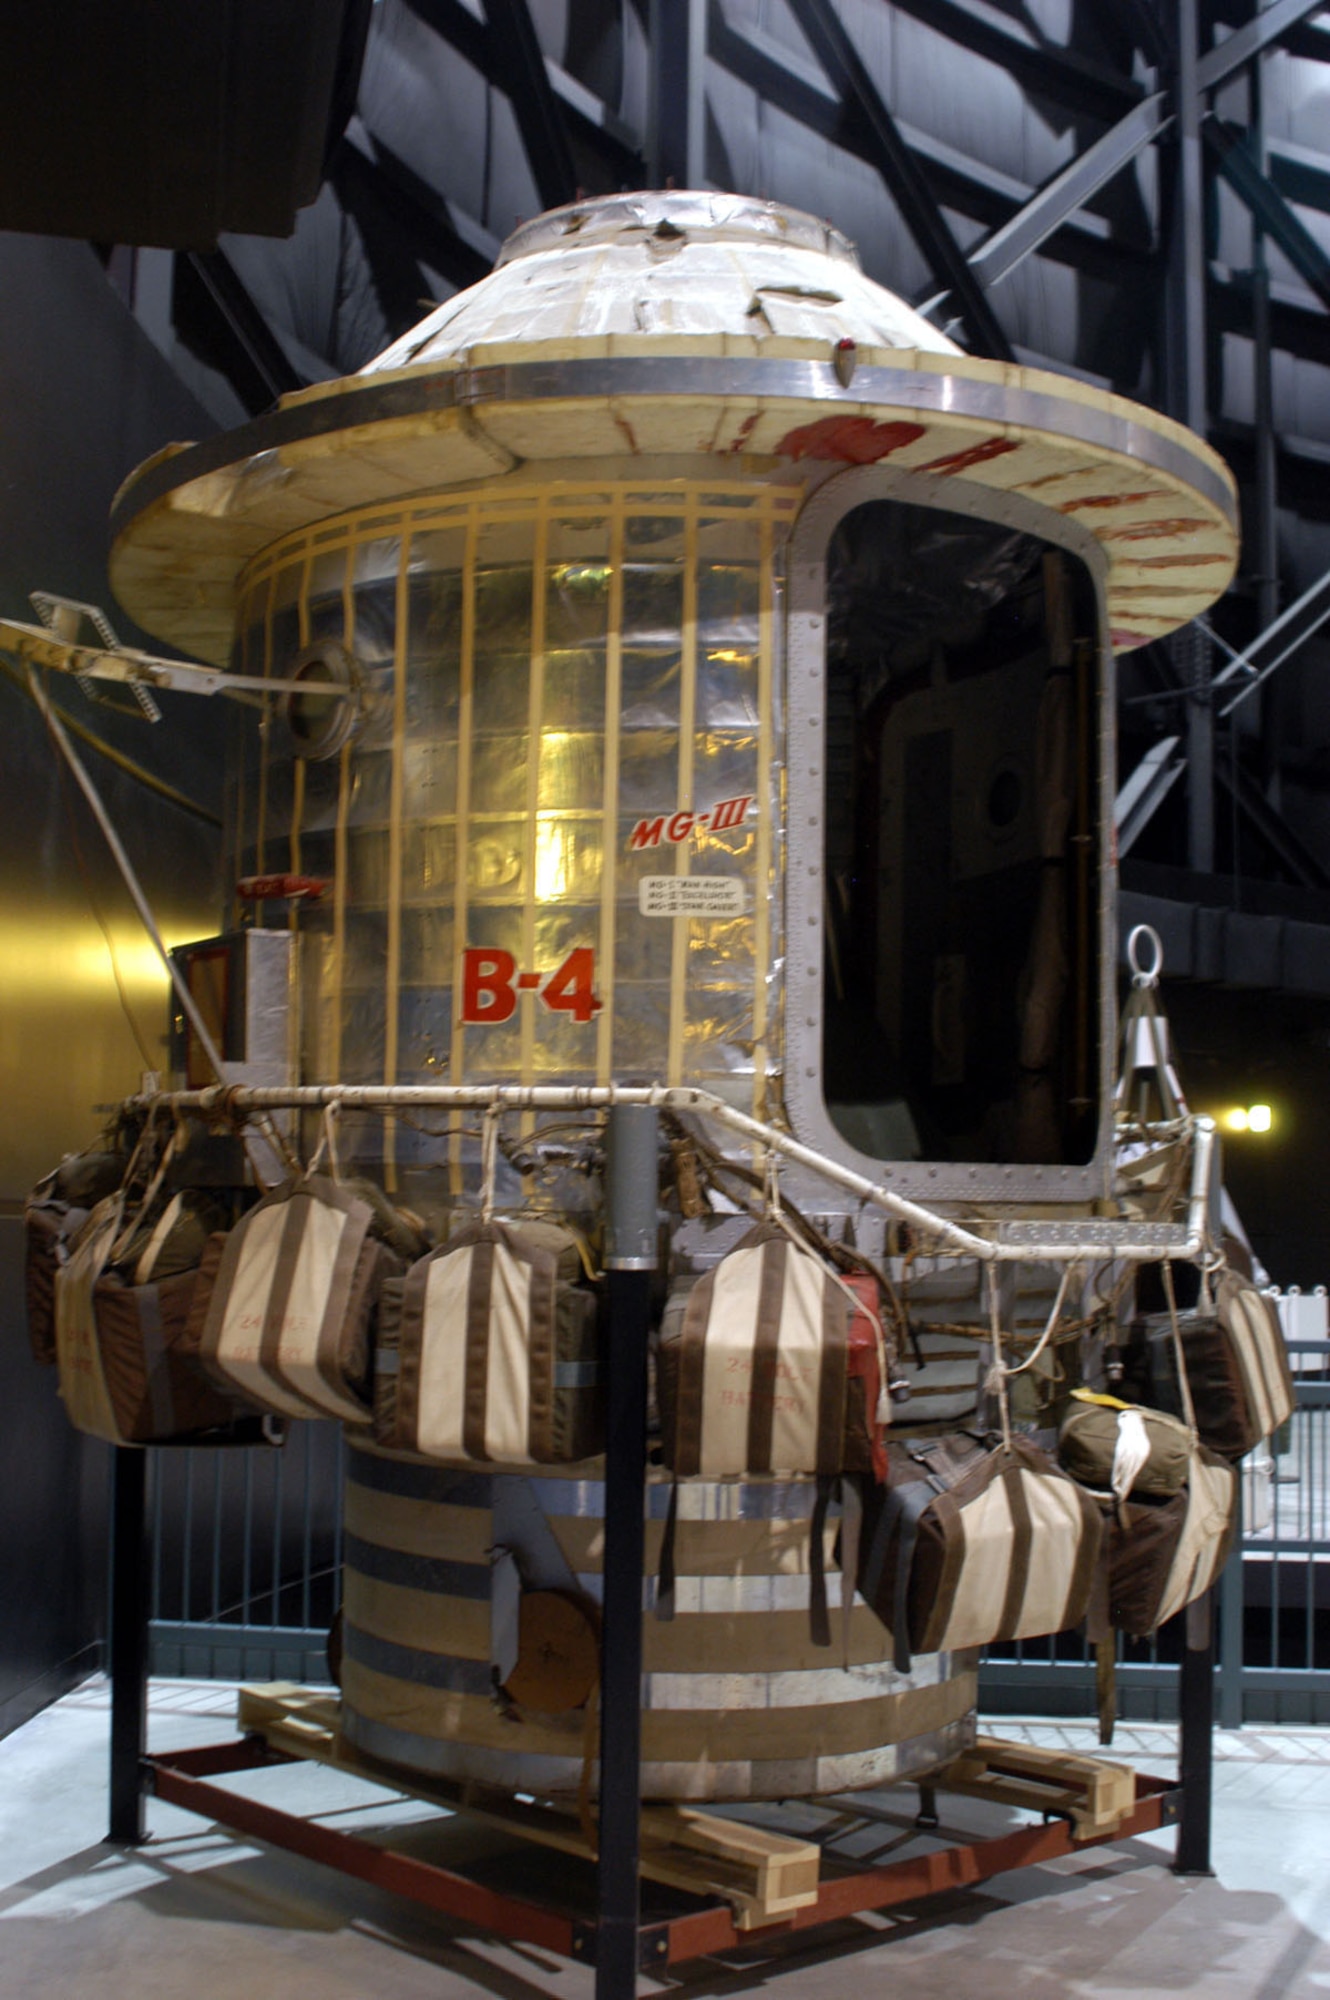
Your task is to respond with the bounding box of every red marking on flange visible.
[1130,553,1230,568]
[919,436,1019,475]
[776,415,927,462]
[1060,490,1168,512]
[1101,518,1210,541]
[728,411,761,454]
[1110,629,1152,649]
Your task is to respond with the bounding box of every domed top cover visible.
[368,189,963,371]
[108,188,1237,664]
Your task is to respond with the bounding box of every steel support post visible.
[650,0,707,191]
[596,1106,659,1997]
[108,1446,150,1846]
[1168,0,1215,873]
[1250,39,1282,810]
[1175,1591,1216,1875]
[1218,1480,1245,1731]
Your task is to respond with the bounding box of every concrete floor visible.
[3,1681,1330,1997]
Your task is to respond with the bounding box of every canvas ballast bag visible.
[189,1175,399,1424]
[1099,1445,1237,1637]
[1130,1267,1294,1460]
[657,1223,889,1478]
[54,1186,247,1446]
[855,1433,1103,1673]
[1058,1392,1192,1502]
[25,1148,129,1365]
[374,1218,602,1464]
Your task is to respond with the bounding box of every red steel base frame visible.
[144,1739,1180,1973]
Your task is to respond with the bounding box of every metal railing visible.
[148,1422,345,1684]
[147,1351,1330,1725]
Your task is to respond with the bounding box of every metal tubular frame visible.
[137,1730,1182,1974]
[123,1077,1217,1266]
[102,1105,1212,1992]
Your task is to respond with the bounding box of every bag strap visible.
[809,1476,834,1649]
[1160,1258,1200,1442]
[305,1101,343,1184]
[838,1475,863,1669]
[764,1149,892,1431]
[655,1480,679,1622]
[480,1104,502,1224]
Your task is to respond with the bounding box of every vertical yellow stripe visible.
[449,510,478,1192]
[329,545,355,1084]
[752,508,774,1122]
[289,557,312,885]
[596,498,624,1085]
[232,614,247,934]
[255,569,275,915]
[520,502,549,1122]
[384,534,412,1192]
[667,497,699,1086]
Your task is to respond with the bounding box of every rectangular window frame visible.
[784,462,1117,1207]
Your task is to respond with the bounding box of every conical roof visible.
[108,189,1237,666]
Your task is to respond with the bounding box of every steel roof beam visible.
[1215,754,1330,887]
[404,0,642,189]
[968,92,1170,289]
[1195,0,1330,93]
[1214,563,1330,713]
[480,0,578,211]
[1204,115,1330,314]
[1268,136,1330,216]
[175,250,305,411]
[338,130,496,291]
[783,0,1015,359]
[885,0,1143,121]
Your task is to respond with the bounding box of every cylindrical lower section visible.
[340,1443,977,1801]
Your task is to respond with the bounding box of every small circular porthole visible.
[279,642,362,760]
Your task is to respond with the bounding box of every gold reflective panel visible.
[233,479,795,1186]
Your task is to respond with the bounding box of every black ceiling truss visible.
[172,248,305,416]
[403,0,643,195]
[337,128,494,293]
[782,0,1016,360]
[1205,114,1330,316]
[478,0,578,211]
[707,5,1153,283]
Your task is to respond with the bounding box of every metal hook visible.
[1127,922,1164,988]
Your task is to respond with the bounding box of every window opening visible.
[822,498,1099,1167]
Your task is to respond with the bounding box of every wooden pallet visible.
[235,1683,819,1929]
[936,1734,1137,1841]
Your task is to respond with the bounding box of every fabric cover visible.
[189,1176,397,1424]
[53,1191,243,1444]
[657,1225,854,1477]
[1101,1446,1237,1636]
[855,1433,1102,1671]
[1058,1396,1192,1500]
[376,1218,602,1464]
[24,1149,127,1365]
[1130,1270,1295,1459]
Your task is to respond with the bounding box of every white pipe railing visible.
[127,1079,1213,1267]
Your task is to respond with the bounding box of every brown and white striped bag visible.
[1133,1268,1295,1460]
[376,1219,603,1465]
[658,1224,855,1478]
[1097,1444,1237,1637]
[189,1176,397,1424]
[855,1434,1103,1672]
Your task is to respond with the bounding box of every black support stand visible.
[596,1106,658,1999]
[1174,1589,1215,1876]
[108,1445,150,1846]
